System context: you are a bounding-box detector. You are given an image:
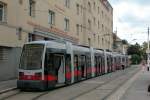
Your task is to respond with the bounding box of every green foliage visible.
[122,39,128,45]
[131,54,141,64]
[127,43,142,56]
[127,43,143,64]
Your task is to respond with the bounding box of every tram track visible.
[0,87,17,95]
[31,67,138,100]
[0,89,21,100]
[70,66,140,100]
[0,67,139,100]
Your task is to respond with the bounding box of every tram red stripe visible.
[44,75,57,81]
[19,75,42,80]
[19,74,57,81]
[65,72,72,79]
[74,70,82,76]
[65,70,82,79]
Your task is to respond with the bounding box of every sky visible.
[108,0,150,45]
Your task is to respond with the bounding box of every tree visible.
[127,43,142,56]
[127,43,143,64]
[131,54,141,64]
[122,39,128,45]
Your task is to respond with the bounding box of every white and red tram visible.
[17,41,129,90]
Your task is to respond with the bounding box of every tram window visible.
[81,55,86,66]
[66,54,71,72]
[46,53,53,69]
[87,55,91,67]
[20,44,44,70]
[95,56,97,67]
[74,55,78,67]
[53,55,61,70]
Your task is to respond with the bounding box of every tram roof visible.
[95,49,103,53]
[25,41,126,56]
[26,41,66,49]
[73,45,90,52]
[26,41,50,45]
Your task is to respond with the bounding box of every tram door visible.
[81,55,86,79]
[55,54,65,84]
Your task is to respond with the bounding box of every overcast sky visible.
[108,0,150,44]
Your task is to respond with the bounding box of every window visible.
[98,36,100,44]
[102,38,104,45]
[102,24,104,31]
[88,38,91,46]
[0,2,7,22]
[28,33,35,42]
[88,19,91,30]
[98,21,100,29]
[44,37,49,40]
[19,0,23,5]
[48,10,55,25]
[0,47,9,61]
[64,18,69,31]
[88,2,91,13]
[81,25,83,32]
[17,28,22,40]
[81,5,83,15]
[93,17,96,25]
[76,24,79,35]
[29,0,36,17]
[102,11,104,18]
[98,6,99,14]
[94,34,96,42]
[76,4,79,15]
[74,55,78,69]
[93,2,96,10]
[65,0,70,8]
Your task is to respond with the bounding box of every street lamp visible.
[147,27,150,71]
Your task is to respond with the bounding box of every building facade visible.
[113,33,128,54]
[0,0,113,80]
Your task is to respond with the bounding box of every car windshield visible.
[19,44,44,70]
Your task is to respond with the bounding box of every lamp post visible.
[147,27,150,71]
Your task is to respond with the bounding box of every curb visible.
[0,87,17,94]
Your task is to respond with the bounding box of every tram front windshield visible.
[20,44,44,70]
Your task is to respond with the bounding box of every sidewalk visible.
[120,70,150,100]
[0,79,17,93]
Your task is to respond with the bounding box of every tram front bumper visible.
[17,80,46,90]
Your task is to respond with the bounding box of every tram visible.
[17,41,129,90]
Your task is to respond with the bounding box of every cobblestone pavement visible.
[120,69,150,100]
[0,66,139,100]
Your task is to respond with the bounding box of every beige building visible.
[0,0,113,80]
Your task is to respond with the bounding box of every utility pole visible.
[147,27,150,71]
